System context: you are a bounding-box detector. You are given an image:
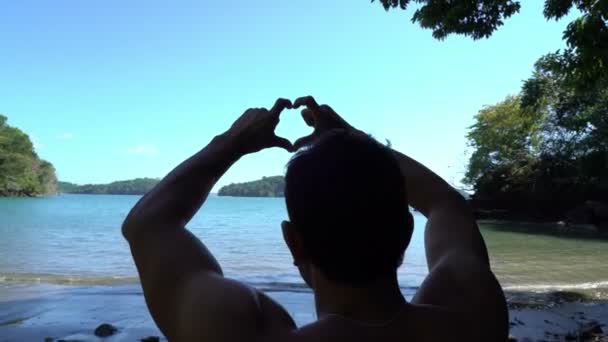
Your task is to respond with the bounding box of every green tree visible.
[464,96,543,199]
[0,114,58,196]
[521,54,608,205]
[522,54,608,156]
[465,72,608,216]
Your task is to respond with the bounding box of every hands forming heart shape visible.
[226,96,356,155]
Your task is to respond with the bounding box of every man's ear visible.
[281,220,307,265]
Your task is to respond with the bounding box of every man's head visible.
[282,129,413,287]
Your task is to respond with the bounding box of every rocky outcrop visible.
[565,201,608,232]
[94,323,118,337]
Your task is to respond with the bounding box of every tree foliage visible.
[218,176,285,197]
[58,178,160,195]
[373,0,607,88]
[464,96,544,199]
[0,115,57,196]
[465,63,608,216]
[374,0,521,39]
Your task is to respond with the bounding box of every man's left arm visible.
[122,99,295,341]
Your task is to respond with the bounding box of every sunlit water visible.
[0,195,606,297]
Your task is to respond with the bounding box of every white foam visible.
[503,280,608,292]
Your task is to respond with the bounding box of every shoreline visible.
[1,282,607,341]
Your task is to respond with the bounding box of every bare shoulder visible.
[173,273,296,341]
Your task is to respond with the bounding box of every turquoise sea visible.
[1,194,607,298]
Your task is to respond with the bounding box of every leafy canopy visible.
[464,62,608,215]
[0,115,58,196]
[464,96,543,198]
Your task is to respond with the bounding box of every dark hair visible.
[285,130,412,285]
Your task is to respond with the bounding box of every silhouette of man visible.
[123,96,508,341]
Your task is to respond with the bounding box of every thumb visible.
[293,133,317,150]
[270,135,294,152]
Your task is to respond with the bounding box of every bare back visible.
[178,288,475,342]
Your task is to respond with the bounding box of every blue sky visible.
[1,1,575,190]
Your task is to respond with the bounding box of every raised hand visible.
[226,98,294,154]
[292,96,357,149]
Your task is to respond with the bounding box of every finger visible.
[293,133,317,150]
[271,135,295,152]
[301,109,315,127]
[269,98,293,116]
[293,96,321,112]
[319,104,336,114]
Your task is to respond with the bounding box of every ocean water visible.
[0,194,607,297]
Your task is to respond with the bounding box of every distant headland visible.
[58,178,160,195]
[0,115,57,197]
[218,176,284,197]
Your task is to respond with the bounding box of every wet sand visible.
[0,283,606,341]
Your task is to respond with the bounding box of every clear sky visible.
[1,1,575,190]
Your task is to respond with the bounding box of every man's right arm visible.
[392,150,508,340]
[391,150,489,266]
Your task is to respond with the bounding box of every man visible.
[122,96,509,341]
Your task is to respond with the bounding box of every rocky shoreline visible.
[472,200,608,236]
[1,284,608,342]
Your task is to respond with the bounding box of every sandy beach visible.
[1,283,606,342]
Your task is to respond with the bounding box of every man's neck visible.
[312,273,408,324]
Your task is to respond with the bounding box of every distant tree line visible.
[0,115,57,196]
[58,178,159,195]
[218,176,285,197]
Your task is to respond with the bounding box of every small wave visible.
[243,280,419,294]
[503,280,608,292]
[249,281,311,293]
[0,273,139,285]
[7,272,605,298]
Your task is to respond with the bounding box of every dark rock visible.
[566,201,608,230]
[564,332,577,340]
[587,201,608,220]
[566,204,594,224]
[140,337,160,342]
[44,338,54,342]
[580,321,603,339]
[94,323,118,337]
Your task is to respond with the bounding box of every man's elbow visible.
[121,217,137,242]
[121,212,146,242]
[122,208,166,242]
